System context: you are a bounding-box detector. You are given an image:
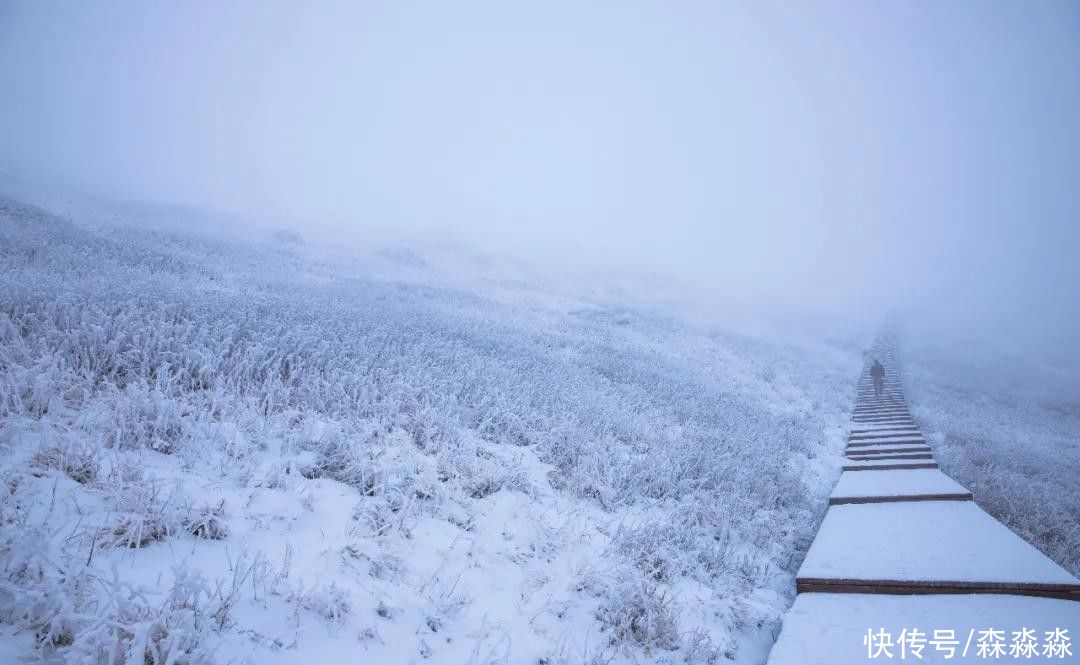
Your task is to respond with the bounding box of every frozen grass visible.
[905,340,1080,575]
[0,197,860,664]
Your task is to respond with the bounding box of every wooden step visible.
[796,501,1080,599]
[845,445,931,456]
[846,452,934,461]
[843,460,938,471]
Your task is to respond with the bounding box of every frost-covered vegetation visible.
[905,340,1080,575]
[0,197,859,664]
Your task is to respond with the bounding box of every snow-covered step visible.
[853,413,911,418]
[849,432,923,440]
[848,431,922,440]
[851,422,916,428]
[797,501,1080,598]
[766,593,1080,665]
[853,403,909,409]
[847,437,928,446]
[846,447,931,458]
[846,452,934,462]
[842,442,928,451]
[846,449,932,460]
[843,459,938,471]
[848,434,926,443]
[849,427,922,437]
[849,424,919,432]
[852,412,911,418]
[829,468,971,505]
[847,438,928,449]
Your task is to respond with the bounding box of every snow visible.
[798,501,1080,587]
[830,469,971,503]
[849,424,922,433]
[846,429,924,438]
[845,450,932,460]
[847,435,926,445]
[852,414,911,420]
[852,416,915,423]
[0,196,864,665]
[846,441,929,450]
[846,443,930,453]
[842,459,938,470]
[904,340,1080,575]
[767,593,1080,664]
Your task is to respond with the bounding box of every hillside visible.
[0,197,861,664]
[905,340,1080,575]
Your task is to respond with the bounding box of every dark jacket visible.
[870,362,885,378]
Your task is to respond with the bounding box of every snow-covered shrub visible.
[184,500,228,541]
[0,469,215,664]
[30,436,101,485]
[64,567,216,665]
[592,572,680,653]
[402,406,460,455]
[437,442,532,500]
[291,583,351,623]
[351,497,400,537]
[103,385,190,454]
[97,479,191,549]
[683,629,725,664]
[612,519,698,584]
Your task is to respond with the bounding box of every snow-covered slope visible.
[0,197,861,664]
[904,340,1080,576]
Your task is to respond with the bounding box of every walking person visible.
[871,359,885,396]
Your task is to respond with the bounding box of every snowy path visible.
[768,338,1080,664]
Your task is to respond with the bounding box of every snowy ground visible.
[0,196,863,664]
[904,339,1080,576]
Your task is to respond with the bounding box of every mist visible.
[2,1,1079,354]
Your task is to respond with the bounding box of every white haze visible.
[1,0,1079,357]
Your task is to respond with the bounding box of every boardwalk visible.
[767,339,1080,664]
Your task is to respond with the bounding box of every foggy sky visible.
[2,1,1079,351]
